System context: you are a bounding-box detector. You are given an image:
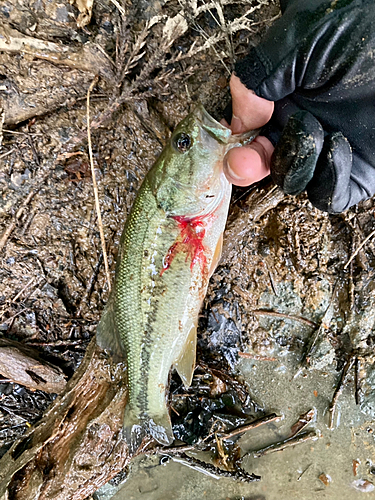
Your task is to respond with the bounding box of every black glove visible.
[234,0,375,213]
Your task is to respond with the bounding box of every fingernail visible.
[224,157,245,182]
[231,114,243,134]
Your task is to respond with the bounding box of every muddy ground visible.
[1,1,375,499]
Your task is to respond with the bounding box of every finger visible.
[230,74,274,133]
[224,136,274,186]
[271,111,324,195]
[307,132,353,213]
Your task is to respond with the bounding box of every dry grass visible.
[66,0,278,145]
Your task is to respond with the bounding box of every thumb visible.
[230,74,274,133]
[224,136,274,186]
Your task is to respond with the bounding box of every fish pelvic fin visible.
[123,405,174,454]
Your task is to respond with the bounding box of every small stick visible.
[293,283,338,379]
[252,310,316,328]
[329,355,355,429]
[108,0,126,17]
[11,277,36,303]
[2,130,43,136]
[355,357,360,405]
[76,252,104,316]
[162,452,260,482]
[221,413,283,440]
[253,431,320,458]
[297,463,312,481]
[0,148,15,159]
[267,268,279,297]
[87,76,111,292]
[289,408,316,437]
[344,228,375,269]
[25,340,86,347]
[0,223,17,252]
[151,445,195,455]
[238,352,277,362]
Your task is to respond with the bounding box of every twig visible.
[293,282,338,379]
[26,132,41,166]
[87,76,111,292]
[266,266,279,296]
[11,277,36,303]
[252,310,316,328]
[238,352,277,362]
[2,308,28,324]
[150,444,195,455]
[108,0,126,18]
[24,340,86,347]
[253,431,320,458]
[355,357,360,405]
[161,452,260,482]
[344,228,375,269]
[2,130,43,136]
[0,148,15,159]
[297,463,312,481]
[289,408,316,437]
[221,413,283,440]
[329,355,355,429]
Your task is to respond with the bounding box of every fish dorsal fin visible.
[96,298,126,361]
[173,322,197,389]
[208,232,223,278]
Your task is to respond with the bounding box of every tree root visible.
[0,340,129,500]
[0,339,67,393]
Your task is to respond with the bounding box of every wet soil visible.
[1,1,375,499]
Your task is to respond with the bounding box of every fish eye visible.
[173,132,192,153]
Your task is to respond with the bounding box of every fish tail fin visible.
[123,405,174,453]
[148,413,174,447]
[123,405,146,454]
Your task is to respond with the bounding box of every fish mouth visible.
[194,104,260,147]
[193,104,232,144]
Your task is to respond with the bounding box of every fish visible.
[96,104,258,452]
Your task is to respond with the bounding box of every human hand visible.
[223,74,274,187]
[224,0,375,213]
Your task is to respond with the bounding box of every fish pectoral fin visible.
[96,299,126,361]
[173,323,197,389]
[208,232,223,278]
[123,405,174,453]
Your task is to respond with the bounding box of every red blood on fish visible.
[161,216,208,275]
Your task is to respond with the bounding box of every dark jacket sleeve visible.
[234,0,375,212]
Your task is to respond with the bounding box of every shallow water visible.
[95,348,375,500]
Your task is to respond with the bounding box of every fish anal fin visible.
[208,232,223,278]
[173,322,197,389]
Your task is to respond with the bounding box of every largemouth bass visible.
[97,105,258,451]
